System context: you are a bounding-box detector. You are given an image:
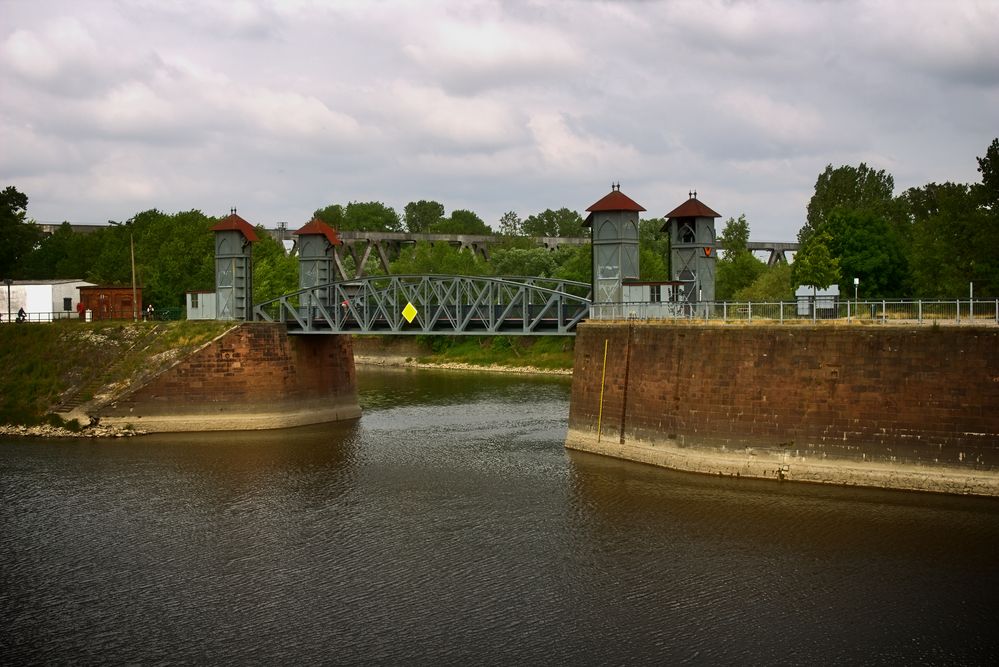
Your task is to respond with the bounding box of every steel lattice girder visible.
[253,275,592,335]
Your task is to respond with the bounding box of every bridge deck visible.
[254,275,592,336]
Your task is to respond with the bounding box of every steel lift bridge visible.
[253,275,592,336]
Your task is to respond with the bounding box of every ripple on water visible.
[2,369,999,663]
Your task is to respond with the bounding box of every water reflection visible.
[2,367,998,664]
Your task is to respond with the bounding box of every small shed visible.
[795,284,840,317]
[78,285,143,321]
[186,291,217,320]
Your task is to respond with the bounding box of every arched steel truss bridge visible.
[254,275,592,336]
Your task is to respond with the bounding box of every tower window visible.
[681,223,695,244]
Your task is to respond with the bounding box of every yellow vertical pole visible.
[596,338,609,443]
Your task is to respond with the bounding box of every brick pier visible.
[98,323,360,432]
[566,323,999,495]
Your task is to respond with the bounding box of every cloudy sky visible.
[2,0,997,241]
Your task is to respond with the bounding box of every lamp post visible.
[109,219,138,321]
[4,278,11,323]
[853,276,860,320]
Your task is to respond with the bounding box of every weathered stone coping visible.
[565,428,999,497]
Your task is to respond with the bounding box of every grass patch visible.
[0,319,232,426]
[418,335,574,370]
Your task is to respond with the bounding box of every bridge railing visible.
[590,299,999,326]
[254,275,592,335]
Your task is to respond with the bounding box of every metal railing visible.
[254,275,592,335]
[589,299,999,326]
[1,308,180,323]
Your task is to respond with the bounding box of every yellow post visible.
[596,338,609,443]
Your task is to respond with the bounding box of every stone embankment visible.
[0,423,143,438]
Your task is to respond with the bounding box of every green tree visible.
[792,230,840,299]
[490,247,556,278]
[976,137,999,207]
[497,211,523,236]
[638,217,669,279]
[132,210,215,308]
[252,228,298,304]
[800,163,898,244]
[1,186,42,278]
[430,209,491,235]
[715,215,765,300]
[717,252,766,300]
[820,208,908,298]
[733,261,795,301]
[313,204,344,229]
[639,248,668,281]
[905,181,994,297]
[718,214,750,254]
[316,201,401,232]
[522,208,585,237]
[551,243,591,284]
[391,241,488,276]
[16,222,102,280]
[404,200,445,233]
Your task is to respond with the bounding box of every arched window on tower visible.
[680,222,695,244]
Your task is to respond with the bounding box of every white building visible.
[186,291,217,320]
[0,279,95,323]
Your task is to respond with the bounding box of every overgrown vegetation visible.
[416,335,575,370]
[0,320,231,426]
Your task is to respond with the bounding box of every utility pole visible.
[109,219,139,321]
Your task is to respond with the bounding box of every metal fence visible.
[589,299,999,326]
[0,308,180,323]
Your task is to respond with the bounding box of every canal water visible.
[2,367,998,664]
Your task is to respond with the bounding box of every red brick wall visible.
[106,323,357,416]
[569,323,999,467]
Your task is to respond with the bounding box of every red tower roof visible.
[583,185,646,227]
[294,217,342,246]
[665,195,720,219]
[211,212,259,242]
[586,188,646,213]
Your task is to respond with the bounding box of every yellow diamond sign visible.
[402,302,418,323]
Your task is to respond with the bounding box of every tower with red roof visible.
[662,191,720,303]
[294,217,342,305]
[584,183,646,304]
[212,209,258,320]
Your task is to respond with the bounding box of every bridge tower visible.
[663,192,720,303]
[584,184,646,303]
[212,209,258,320]
[294,218,342,301]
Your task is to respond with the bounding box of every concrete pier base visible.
[566,428,999,497]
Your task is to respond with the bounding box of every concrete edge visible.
[565,428,999,497]
[99,404,362,433]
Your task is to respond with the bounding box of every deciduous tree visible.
[522,208,585,237]
[430,209,491,235]
[1,186,42,278]
[404,200,445,234]
[792,230,840,299]
[800,163,898,244]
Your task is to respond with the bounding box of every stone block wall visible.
[99,323,360,431]
[567,323,999,486]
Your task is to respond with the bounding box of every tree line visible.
[2,137,996,310]
[0,197,601,310]
[716,137,999,301]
